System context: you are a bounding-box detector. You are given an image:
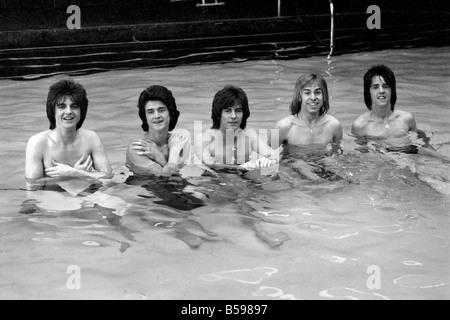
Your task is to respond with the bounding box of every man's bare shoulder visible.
[170,128,191,142]
[171,128,189,135]
[276,115,294,128]
[77,129,105,147]
[393,109,414,120]
[324,114,343,137]
[77,128,100,139]
[353,111,372,123]
[351,111,371,136]
[243,128,257,136]
[195,129,216,148]
[27,130,51,147]
[198,128,217,139]
[324,114,341,126]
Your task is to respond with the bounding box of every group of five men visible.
[25,65,434,190]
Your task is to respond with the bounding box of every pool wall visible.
[0,0,449,80]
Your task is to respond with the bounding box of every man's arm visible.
[89,132,113,179]
[130,139,168,167]
[332,120,343,143]
[126,143,167,176]
[406,112,430,147]
[25,135,46,190]
[45,132,113,180]
[351,116,367,137]
[249,129,280,165]
[194,131,216,166]
[273,117,292,146]
[406,112,450,161]
[331,118,343,154]
[405,112,418,132]
[127,134,188,177]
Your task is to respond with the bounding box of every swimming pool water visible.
[0,46,449,300]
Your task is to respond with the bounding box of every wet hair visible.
[46,79,88,130]
[211,85,250,130]
[138,85,180,132]
[290,73,330,116]
[364,64,397,110]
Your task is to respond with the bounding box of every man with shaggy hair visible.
[25,79,112,190]
[352,64,417,138]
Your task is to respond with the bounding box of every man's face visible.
[145,100,171,131]
[370,76,392,109]
[300,82,324,114]
[55,96,81,129]
[220,104,243,131]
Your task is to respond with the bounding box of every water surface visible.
[0,46,449,300]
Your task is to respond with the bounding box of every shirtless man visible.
[195,85,279,170]
[274,73,343,180]
[275,73,342,148]
[25,80,113,190]
[351,65,417,138]
[126,85,189,176]
[351,65,450,157]
[351,65,450,190]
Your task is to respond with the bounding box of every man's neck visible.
[220,128,242,145]
[53,127,78,145]
[146,129,169,147]
[299,110,320,124]
[371,105,393,120]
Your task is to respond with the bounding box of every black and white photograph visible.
[0,0,449,302]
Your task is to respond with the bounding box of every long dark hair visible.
[138,85,180,132]
[211,85,250,130]
[46,79,88,130]
[364,65,397,110]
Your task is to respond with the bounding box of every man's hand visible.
[169,133,189,154]
[132,139,166,165]
[45,160,77,178]
[73,155,93,172]
[254,157,277,168]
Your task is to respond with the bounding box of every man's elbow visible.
[101,170,114,179]
[127,162,163,177]
[351,124,361,137]
[25,177,45,191]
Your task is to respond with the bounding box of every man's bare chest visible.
[43,142,91,169]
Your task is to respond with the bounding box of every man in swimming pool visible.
[276,73,343,147]
[126,85,189,176]
[273,73,343,180]
[351,64,450,161]
[25,79,113,190]
[351,65,418,138]
[352,65,450,162]
[195,85,280,170]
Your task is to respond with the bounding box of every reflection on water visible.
[0,47,449,299]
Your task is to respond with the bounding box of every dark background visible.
[0,0,447,31]
[0,0,448,80]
